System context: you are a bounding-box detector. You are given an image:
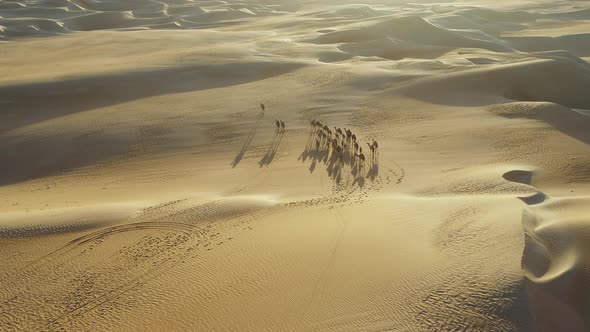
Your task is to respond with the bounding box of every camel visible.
[355,152,365,173]
[373,140,379,160]
[354,142,359,153]
[366,142,375,162]
[345,129,352,141]
[352,134,356,142]
[261,103,265,112]
[333,145,343,160]
[280,121,285,132]
[275,120,280,131]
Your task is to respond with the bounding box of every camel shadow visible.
[231,111,264,168]
[298,131,316,163]
[309,160,318,173]
[366,154,379,180]
[353,176,365,188]
[259,130,284,167]
[301,147,329,172]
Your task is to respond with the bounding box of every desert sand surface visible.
[1,0,590,331]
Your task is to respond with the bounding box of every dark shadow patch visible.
[503,170,533,185]
[0,61,303,134]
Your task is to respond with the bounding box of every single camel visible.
[261,103,265,112]
[355,152,365,173]
[372,140,379,159]
[275,120,280,131]
[366,142,375,162]
[334,145,343,160]
[280,121,285,132]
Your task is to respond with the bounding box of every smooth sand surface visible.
[1,0,590,330]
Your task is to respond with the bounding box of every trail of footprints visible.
[0,198,271,331]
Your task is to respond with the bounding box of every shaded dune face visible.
[521,201,590,332]
[487,102,590,149]
[394,57,590,109]
[500,171,590,331]
[0,59,303,186]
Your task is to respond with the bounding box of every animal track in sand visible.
[415,271,529,331]
[0,196,276,330]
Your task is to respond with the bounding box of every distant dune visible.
[0,0,300,39]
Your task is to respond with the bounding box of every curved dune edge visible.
[0,195,277,238]
[499,168,590,331]
[0,202,148,237]
[519,194,590,330]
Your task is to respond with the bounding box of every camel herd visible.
[235,104,379,182]
[310,119,378,174]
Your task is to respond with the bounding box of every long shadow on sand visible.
[0,130,130,187]
[258,130,284,167]
[231,111,264,168]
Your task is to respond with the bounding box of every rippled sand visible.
[1,0,590,330]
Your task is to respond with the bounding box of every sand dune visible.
[396,56,590,109]
[0,202,146,237]
[310,16,512,53]
[521,197,590,331]
[0,0,296,38]
[1,0,590,331]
